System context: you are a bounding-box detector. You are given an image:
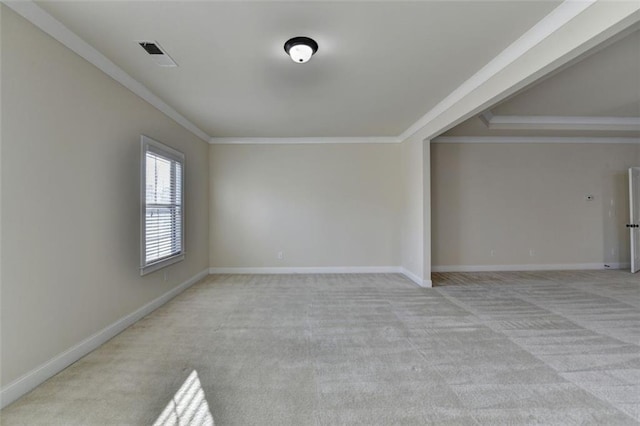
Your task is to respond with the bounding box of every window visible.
[140,135,184,275]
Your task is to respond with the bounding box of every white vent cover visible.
[137,41,178,67]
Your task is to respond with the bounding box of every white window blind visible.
[140,135,185,275]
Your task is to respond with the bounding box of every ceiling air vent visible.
[137,41,178,67]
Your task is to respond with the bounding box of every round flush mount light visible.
[284,36,318,64]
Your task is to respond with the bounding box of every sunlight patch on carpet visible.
[154,370,214,426]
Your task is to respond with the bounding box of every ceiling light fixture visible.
[284,36,318,64]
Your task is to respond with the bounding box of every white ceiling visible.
[36,1,561,138]
[445,28,640,138]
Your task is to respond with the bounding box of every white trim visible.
[2,1,210,143]
[482,113,640,132]
[432,263,624,273]
[432,136,640,144]
[209,137,401,145]
[0,269,209,409]
[399,267,432,288]
[398,0,596,141]
[400,267,422,286]
[209,266,401,274]
[604,262,631,270]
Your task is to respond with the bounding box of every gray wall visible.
[209,143,402,268]
[431,142,639,269]
[1,7,209,387]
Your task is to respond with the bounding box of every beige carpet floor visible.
[1,271,639,425]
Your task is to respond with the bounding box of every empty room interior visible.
[1,1,640,425]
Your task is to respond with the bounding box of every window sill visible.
[140,254,185,276]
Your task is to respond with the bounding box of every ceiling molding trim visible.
[398,0,597,142]
[209,137,402,145]
[484,114,640,131]
[432,136,640,144]
[3,0,212,143]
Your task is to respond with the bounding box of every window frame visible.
[140,135,185,276]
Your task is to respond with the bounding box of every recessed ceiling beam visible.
[403,0,640,143]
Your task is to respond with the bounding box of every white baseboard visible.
[400,268,432,288]
[400,267,422,285]
[209,266,402,274]
[0,268,209,409]
[432,263,627,273]
[604,262,631,270]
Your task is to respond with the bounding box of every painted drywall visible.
[399,134,424,282]
[1,6,209,387]
[209,143,401,268]
[431,142,638,269]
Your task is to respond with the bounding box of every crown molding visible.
[3,1,211,143]
[480,111,640,131]
[209,137,401,145]
[398,0,597,142]
[432,136,640,144]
